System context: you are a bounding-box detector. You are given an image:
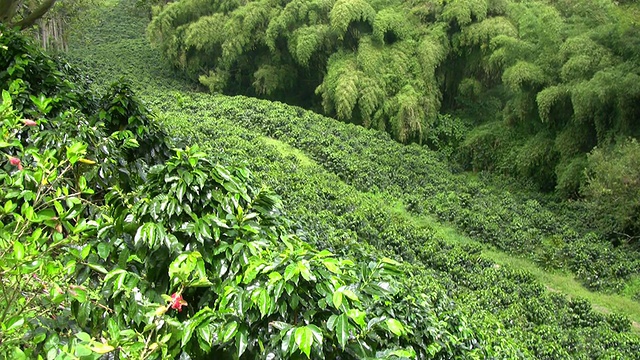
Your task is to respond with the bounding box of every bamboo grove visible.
[147,0,640,204]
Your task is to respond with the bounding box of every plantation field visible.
[15,0,631,356]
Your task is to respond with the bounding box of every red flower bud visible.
[169,293,187,312]
[9,157,22,170]
[23,119,37,126]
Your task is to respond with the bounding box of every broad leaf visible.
[222,321,239,343]
[335,314,350,349]
[386,318,404,336]
[236,326,249,357]
[295,326,314,358]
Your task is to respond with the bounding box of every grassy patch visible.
[485,249,640,333]
[261,137,315,167]
[389,198,640,332]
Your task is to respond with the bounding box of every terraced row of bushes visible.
[148,93,640,358]
[154,92,640,296]
[65,1,640,298]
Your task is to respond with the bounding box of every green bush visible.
[582,138,640,242]
[146,0,640,200]
[162,91,640,293]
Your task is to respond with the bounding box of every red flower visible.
[23,119,37,126]
[169,293,188,312]
[9,157,23,170]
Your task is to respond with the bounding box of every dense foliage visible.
[59,2,640,357]
[150,90,640,295]
[156,91,640,358]
[147,0,640,236]
[0,0,58,29]
[0,23,531,359]
[581,138,640,242]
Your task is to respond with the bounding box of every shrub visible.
[582,138,640,241]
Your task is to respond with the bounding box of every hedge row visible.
[156,92,640,295]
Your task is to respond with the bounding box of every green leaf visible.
[281,328,296,355]
[273,279,285,303]
[80,244,91,260]
[386,318,404,336]
[169,251,202,283]
[13,241,25,260]
[75,332,92,342]
[222,321,239,343]
[284,262,299,282]
[97,243,111,260]
[314,249,334,258]
[366,316,387,331]
[236,326,249,357]
[87,263,108,274]
[66,142,87,165]
[4,316,24,332]
[381,257,401,266]
[335,314,350,349]
[389,348,416,358]
[295,326,314,358]
[243,259,265,284]
[298,260,315,282]
[271,321,292,331]
[197,325,213,352]
[107,318,120,341]
[322,258,342,274]
[342,288,359,302]
[254,288,271,318]
[69,287,87,303]
[327,314,338,331]
[176,182,186,203]
[307,324,323,346]
[36,209,55,221]
[332,291,343,309]
[11,347,26,360]
[75,345,92,357]
[78,176,87,191]
[347,308,367,328]
[4,200,14,213]
[90,343,115,354]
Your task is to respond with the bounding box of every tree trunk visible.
[0,0,19,23]
[14,0,57,30]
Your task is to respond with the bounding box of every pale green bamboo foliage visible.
[148,0,640,195]
[454,0,640,197]
[441,0,488,27]
[149,0,450,143]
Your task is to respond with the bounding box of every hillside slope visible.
[65,0,640,356]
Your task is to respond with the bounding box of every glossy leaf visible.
[335,314,350,349]
[295,326,314,358]
[236,325,249,357]
[386,318,404,336]
[221,321,239,343]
